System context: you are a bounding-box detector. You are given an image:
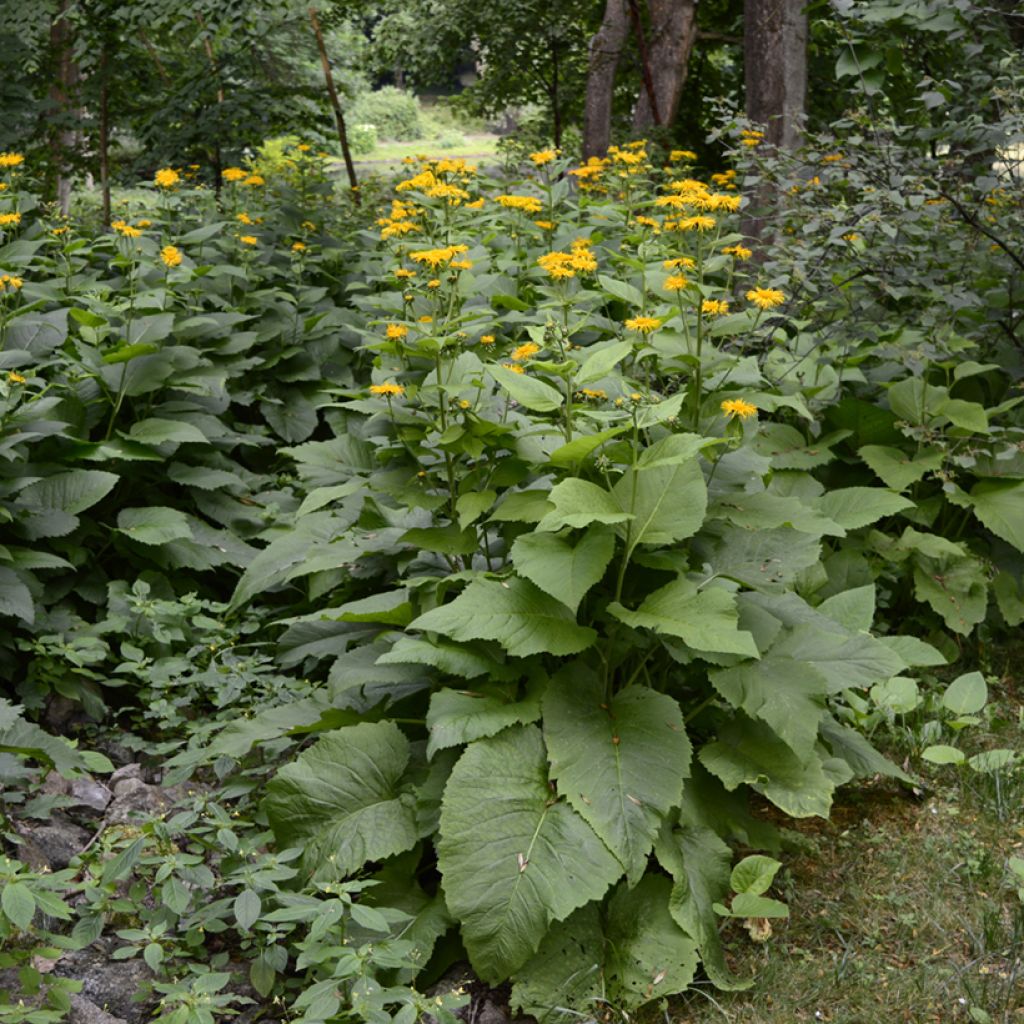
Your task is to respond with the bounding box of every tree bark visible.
[632,0,698,133]
[744,0,807,151]
[99,48,111,227]
[49,0,78,215]
[583,0,630,158]
[309,7,360,201]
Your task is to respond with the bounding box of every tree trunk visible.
[99,49,111,226]
[583,0,630,158]
[309,6,360,201]
[632,0,698,133]
[49,0,78,215]
[550,41,562,149]
[744,0,807,151]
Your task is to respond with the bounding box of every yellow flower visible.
[243,174,265,186]
[160,244,183,268]
[237,213,254,225]
[480,335,495,345]
[496,194,543,215]
[301,220,317,231]
[634,215,660,230]
[625,316,661,335]
[428,278,441,289]
[458,399,471,409]
[534,220,555,230]
[663,257,696,270]
[529,149,559,166]
[578,388,607,400]
[223,167,247,182]
[419,315,433,323]
[239,235,258,246]
[7,371,26,383]
[386,324,409,340]
[501,362,525,374]
[394,268,415,279]
[409,244,468,269]
[663,274,688,291]
[843,232,860,243]
[670,149,698,162]
[450,259,473,270]
[369,382,405,397]
[0,153,25,168]
[822,153,844,163]
[721,398,757,419]
[0,274,23,291]
[722,244,752,260]
[297,143,312,152]
[291,241,307,252]
[111,219,142,238]
[746,287,785,310]
[136,219,152,228]
[510,342,540,362]
[0,212,22,227]
[702,299,729,316]
[466,198,485,209]
[675,215,716,231]
[155,167,180,188]
[51,226,69,236]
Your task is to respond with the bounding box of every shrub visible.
[351,86,423,141]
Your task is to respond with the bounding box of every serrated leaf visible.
[264,722,419,879]
[0,567,34,623]
[859,445,942,491]
[536,478,633,531]
[544,670,690,884]
[511,528,615,613]
[438,726,621,982]
[127,418,209,445]
[969,480,1024,551]
[1,881,35,931]
[609,577,758,657]
[548,428,626,468]
[814,487,914,529]
[409,578,596,658]
[376,636,506,680]
[614,452,706,550]
[117,507,193,546]
[427,686,543,758]
[20,469,119,514]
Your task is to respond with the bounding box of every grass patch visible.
[348,132,500,168]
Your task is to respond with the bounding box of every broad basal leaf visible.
[409,578,596,657]
[536,478,633,532]
[438,726,621,982]
[608,577,758,658]
[510,528,615,613]
[427,684,543,758]
[613,452,707,549]
[544,670,690,884]
[264,722,418,878]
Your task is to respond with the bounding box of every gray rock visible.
[53,943,153,1024]
[70,777,112,815]
[105,777,173,824]
[24,815,91,869]
[68,994,128,1024]
[109,764,143,787]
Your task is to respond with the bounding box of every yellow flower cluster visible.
[529,149,559,166]
[722,244,753,260]
[386,323,409,340]
[702,299,730,316]
[740,128,764,148]
[663,257,696,270]
[496,194,543,215]
[536,238,597,280]
[111,219,142,238]
[409,243,469,269]
[0,212,22,227]
[0,273,24,291]
[370,382,405,397]
[569,156,609,192]
[239,235,259,246]
[510,342,540,362]
[0,153,25,169]
[669,150,698,162]
[223,167,248,182]
[378,199,420,240]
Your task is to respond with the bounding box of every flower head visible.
[223,167,247,182]
[496,194,543,215]
[663,257,696,270]
[721,398,757,419]
[239,235,258,246]
[0,274,23,291]
[160,244,182,268]
[624,315,661,335]
[746,287,785,310]
[701,299,729,316]
[722,244,752,260]
[0,153,25,169]
[369,382,405,397]
[479,334,495,345]
[243,174,265,187]
[291,241,307,252]
[155,167,180,188]
[663,274,688,292]
[0,212,22,227]
[529,149,559,166]
[510,341,540,362]
[386,323,409,340]
[8,370,26,383]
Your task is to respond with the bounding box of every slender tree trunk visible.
[309,7,359,201]
[628,0,661,127]
[632,0,699,133]
[195,14,224,189]
[550,41,562,149]
[583,0,630,158]
[49,0,78,215]
[744,0,807,151]
[99,49,111,226]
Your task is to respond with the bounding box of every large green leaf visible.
[859,445,943,491]
[656,824,751,990]
[699,717,836,818]
[510,528,615,613]
[536,478,633,531]
[970,479,1024,552]
[609,577,758,658]
[20,470,119,515]
[544,671,690,883]
[437,726,622,982]
[264,722,419,878]
[0,568,34,624]
[709,655,827,758]
[814,487,914,530]
[512,876,699,1021]
[427,685,543,758]
[692,523,821,590]
[409,578,596,657]
[613,451,707,549]
[117,507,193,546]
[490,364,564,412]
